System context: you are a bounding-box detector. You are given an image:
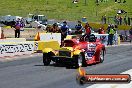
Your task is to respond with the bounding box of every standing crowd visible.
[46,21,92,41]
[45,20,119,46]
[114,15,131,26]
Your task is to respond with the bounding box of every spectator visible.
[98,26,105,34]
[119,16,122,25]
[14,19,21,38]
[128,17,131,25]
[129,27,132,42]
[20,18,25,31]
[75,21,83,34]
[84,22,91,35]
[52,23,61,33]
[104,15,107,24]
[114,16,118,25]
[61,21,69,40]
[124,16,127,25]
[116,15,120,25]
[80,23,92,42]
[11,19,16,28]
[101,16,104,24]
[101,15,107,24]
[46,25,52,32]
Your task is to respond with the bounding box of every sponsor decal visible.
[0,43,34,54]
[87,43,96,51]
[76,67,131,85]
[34,42,38,50]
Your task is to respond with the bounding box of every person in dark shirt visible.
[11,19,16,28]
[128,17,131,25]
[104,16,107,24]
[75,21,83,34]
[124,16,127,25]
[61,21,69,40]
[119,16,122,25]
[14,20,21,38]
[129,27,132,42]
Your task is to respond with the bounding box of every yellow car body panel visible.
[39,40,60,52]
[60,47,74,51]
[42,48,53,53]
[73,50,82,55]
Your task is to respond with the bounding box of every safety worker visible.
[107,25,116,45]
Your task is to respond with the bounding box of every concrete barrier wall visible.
[93,33,119,46]
[0,41,34,58]
[40,33,61,45]
[39,33,119,47]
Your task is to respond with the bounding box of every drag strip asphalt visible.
[0,45,132,88]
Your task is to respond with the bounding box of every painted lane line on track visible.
[106,43,132,47]
[0,53,42,62]
[86,69,132,88]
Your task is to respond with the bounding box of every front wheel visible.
[43,53,51,66]
[100,50,104,63]
[74,53,86,68]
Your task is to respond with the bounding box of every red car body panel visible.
[63,38,105,65]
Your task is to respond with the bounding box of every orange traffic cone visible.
[34,32,40,41]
